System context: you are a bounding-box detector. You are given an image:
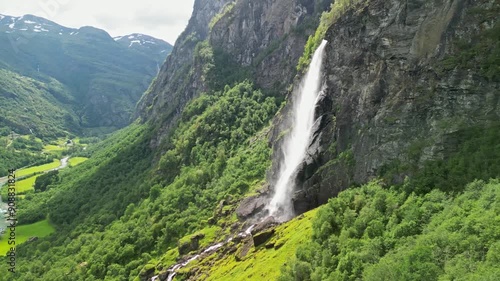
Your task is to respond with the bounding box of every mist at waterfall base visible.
[266,40,328,221]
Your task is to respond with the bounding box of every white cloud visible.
[0,0,195,44]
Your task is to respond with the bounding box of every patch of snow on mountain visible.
[129,40,141,47]
[24,20,36,24]
[114,36,123,41]
[128,35,135,39]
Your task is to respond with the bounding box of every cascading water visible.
[267,40,328,221]
[151,41,328,281]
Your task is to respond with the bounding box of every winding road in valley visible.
[0,157,70,230]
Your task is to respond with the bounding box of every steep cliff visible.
[290,0,499,213]
[137,0,330,147]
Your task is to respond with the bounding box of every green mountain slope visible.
[0,14,172,134]
[0,0,498,280]
[0,68,77,138]
[279,179,500,281]
[0,81,277,280]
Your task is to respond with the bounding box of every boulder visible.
[236,195,267,219]
[235,236,254,261]
[178,233,205,255]
[251,216,278,235]
[252,228,275,247]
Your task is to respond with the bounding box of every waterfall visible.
[267,40,328,221]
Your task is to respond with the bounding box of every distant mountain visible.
[114,33,173,63]
[0,14,172,138]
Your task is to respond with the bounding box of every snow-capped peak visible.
[1,14,72,35]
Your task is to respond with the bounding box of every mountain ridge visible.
[0,13,173,137]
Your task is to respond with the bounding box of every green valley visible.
[0,0,498,280]
[0,13,172,136]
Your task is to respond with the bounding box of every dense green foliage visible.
[0,81,277,280]
[1,3,497,281]
[34,170,60,192]
[279,179,500,281]
[0,69,77,138]
[0,135,54,177]
[0,148,48,177]
[381,124,500,195]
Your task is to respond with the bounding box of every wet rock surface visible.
[251,216,278,235]
[236,194,267,219]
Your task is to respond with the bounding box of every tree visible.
[34,170,60,192]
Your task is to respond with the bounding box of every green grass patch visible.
[0,220,55,255]
[16,159,60,178]
[158,248,179,269]
[205,209,318,281]
[69,157,89,167]
[43,144,64,152]
[15,176,37,193]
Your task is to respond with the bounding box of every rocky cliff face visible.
[137,0,498,216]
[136,0,330,147]
[291,0,499,213]
[209,0,329,89]
[136,0,232,126]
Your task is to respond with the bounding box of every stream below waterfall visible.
[150,225,255,281]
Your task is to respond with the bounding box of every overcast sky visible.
[0,0,195,44]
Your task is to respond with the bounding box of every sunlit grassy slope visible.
[195,209,318,281]
[0,220,55,255]
[16,159,60,178]
[68,157,89,167]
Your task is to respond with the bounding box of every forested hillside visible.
[0,0,498,280]
[0,14,172,135]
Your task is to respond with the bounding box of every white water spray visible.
[267,40,328,220]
